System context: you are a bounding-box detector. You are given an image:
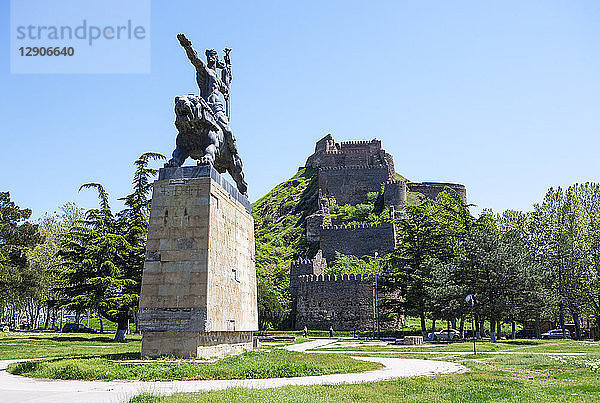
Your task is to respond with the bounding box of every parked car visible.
[541,329,571,339]
[428,329,461,341]
[61,323,98,334]
[511,328,537,339]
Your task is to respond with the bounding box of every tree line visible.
[0,153,164,341]
[2,153,600,340]
[381,183,600,341]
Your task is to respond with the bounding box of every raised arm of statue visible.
[177,33,205,71]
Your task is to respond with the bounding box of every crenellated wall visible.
[318,165,392,205]
[319,221,396,263]
[292,134,467,332]
[290,250,326,303]
[408,182,467,203]
[295,273,374,330]
[306,135,392,170]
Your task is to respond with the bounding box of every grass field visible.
[315,339,600,354]
[128,360,600,403]
[2,334,378,381]
[0,332,140,360]
[128,339,600,403]
[2,333,599,402]
[7,349,379,381]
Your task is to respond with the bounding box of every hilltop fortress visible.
[290,134,467,331]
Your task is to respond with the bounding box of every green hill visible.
[251,167,319,328]
[251,167,318,297]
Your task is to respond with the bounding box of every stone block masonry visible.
[384,180,407,208]
[290,250,326,303]
[408,182,467,204]
[295,274,375,330]
[318,165,392,206]
[290,134,467,332]
[319,222,396,263]
[139,166,258,358]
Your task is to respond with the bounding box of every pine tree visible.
[58,152,164,341]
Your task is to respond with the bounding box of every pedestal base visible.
[139,166,258,358]
[141,331,254,359]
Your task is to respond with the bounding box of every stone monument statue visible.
[138,34,258,359]
[165,33,248,197]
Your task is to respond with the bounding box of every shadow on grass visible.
[18,352,142,365]
[0,335,138,344]
[46,336,124,343]
[501,340,542,346]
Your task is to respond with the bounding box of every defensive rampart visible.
[295,274,374,330]
[319,221,396,263]
[318,165,392,205]
[408,182,467,203]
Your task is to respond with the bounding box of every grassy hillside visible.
[251,166,419,329]
[251,168,319,315]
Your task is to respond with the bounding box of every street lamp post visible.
[466,294,476,355]
[372,252,379,339]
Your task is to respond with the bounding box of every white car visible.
[428,329,461,341]
[541,329,571,339]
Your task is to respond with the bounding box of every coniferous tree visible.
[58,152,164,341]
[380,188,471,336]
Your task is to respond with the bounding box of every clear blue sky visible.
[2,1,600,219]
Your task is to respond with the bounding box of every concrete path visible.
[314,350,587,356]
[0,339,468,403]
[282,338,335,352]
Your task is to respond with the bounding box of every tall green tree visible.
[58,152,164,341]
[0,192,42,325]
[27,203,83,329]
[530,186,591,339]
[380,188,471,335]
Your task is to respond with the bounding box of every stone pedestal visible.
[138,166,258,358]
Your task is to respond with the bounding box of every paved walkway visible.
[0,339,468,403]
[315,350,587,356]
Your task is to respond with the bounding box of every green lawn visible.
[128,340,600,402]
[7,349,380,381]
[315,339,600,354]
[265,316,521,338]
[129,363,600,403]
[0,332,141,360]
[4,333,599,402]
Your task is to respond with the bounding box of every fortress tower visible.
[290,134,467,331]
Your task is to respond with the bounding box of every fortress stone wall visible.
[319,222,396,263]
[318,165,392,206]
[289,134,467,332]
[408,182,467,203]
[306,135,395,175]
[295,274,374,330]
[290,250,326,307]
[384,180,407,209]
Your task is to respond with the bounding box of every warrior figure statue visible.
[165,33,248,196]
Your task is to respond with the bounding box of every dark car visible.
[61,323,98,334]
[428,329,461,341]
[512,329,537,339]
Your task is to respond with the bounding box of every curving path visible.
[0,339,468,403]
